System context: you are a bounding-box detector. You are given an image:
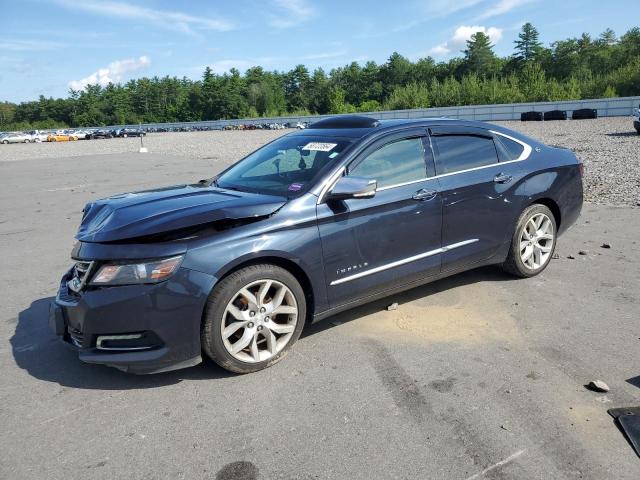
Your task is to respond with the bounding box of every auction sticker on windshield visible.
[302,142,337,152]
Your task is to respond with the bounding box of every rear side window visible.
[349,137,427,188]
[431,135,499,175]
[497,136,525,160]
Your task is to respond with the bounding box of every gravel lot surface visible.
[0,119,639,479]
[498,117,639,206]
[1,117,638,205]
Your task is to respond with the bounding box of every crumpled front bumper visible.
[50,266,216,374]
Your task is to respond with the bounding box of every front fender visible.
[182,217,329,313]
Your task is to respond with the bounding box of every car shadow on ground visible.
[302,265,514,338]
[12,266,514,390]
[10,297,234,390]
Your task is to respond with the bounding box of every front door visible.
[317,130,443,307]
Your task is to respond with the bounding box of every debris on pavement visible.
[608,407,640,458]
[552,253,560,259]
[386,302,398,311]
[586,380,610,392]
[601,243,612,249]
[567,254,576,259]
[579,250,589,255]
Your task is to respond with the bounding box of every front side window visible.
[349,137,427,188]
[431,135,499,175]
[216,136,352,197]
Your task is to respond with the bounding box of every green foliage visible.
[2,25,639,129]
[515,23,543,62]
[384,83,430,110]
[463,32,498,76]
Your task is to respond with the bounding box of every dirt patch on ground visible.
[345,280,522,346]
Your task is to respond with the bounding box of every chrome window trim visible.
[316,130,532,200]
[490,130,532,161]
[329,239,478,285]
[376,178,426,191]
[317,166,346,204]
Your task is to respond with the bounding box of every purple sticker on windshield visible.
[288,183,303,191]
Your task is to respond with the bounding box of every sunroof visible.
[308,115,380,129]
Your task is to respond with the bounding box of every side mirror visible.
[327,176,377,201]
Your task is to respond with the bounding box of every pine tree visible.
[599,28,617,45]
[463,32,497,76]
[514,23,542,61]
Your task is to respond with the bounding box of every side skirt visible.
[311,247,509,324]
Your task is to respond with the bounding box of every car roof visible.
[289,115,502,140]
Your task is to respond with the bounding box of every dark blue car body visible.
[50,117,583,373]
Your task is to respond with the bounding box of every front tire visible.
[502,204,557,278]
[202,264,306,373]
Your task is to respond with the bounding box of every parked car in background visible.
[50,115,583,375]
[634,104,640,134]
[114,127,146,138]
[90,129,114,139]
[47,133,77,142]
[1,132,34,144]
[27,130,49,142]
[71,130,91,140]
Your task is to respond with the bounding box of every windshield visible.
[216,135,352,197]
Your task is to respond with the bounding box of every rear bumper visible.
[50,267,215,374]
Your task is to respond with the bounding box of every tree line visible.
[1,24,639,130]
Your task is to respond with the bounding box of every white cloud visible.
[429,25,503,56]
[51,0,234,34]
[476,0,536,20]
[69,56,151,90]
[421,0,484,19]
[269,0,315,28]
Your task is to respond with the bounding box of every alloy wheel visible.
[221,279,298,363]
[519,212,554,270]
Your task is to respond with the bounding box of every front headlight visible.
[90,255,184,286]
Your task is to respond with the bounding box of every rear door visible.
[317,129,442,306]
[429,126,526,273]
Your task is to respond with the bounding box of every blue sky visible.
[2,0,639,102]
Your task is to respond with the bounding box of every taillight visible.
[578,161,584,177]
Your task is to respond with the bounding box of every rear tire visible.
[201,264,306,374]
[502,204,557,278]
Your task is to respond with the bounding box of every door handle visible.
[412,189,438,201]
[494,173,513,184]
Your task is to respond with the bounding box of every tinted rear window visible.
[432,135,499,175]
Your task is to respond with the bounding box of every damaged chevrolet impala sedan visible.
[50,115,583,374]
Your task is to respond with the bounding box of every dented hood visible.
[76,184,287,243]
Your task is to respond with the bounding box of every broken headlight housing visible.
[90,255,184,286]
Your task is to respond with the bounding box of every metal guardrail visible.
[107,96,640,130]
